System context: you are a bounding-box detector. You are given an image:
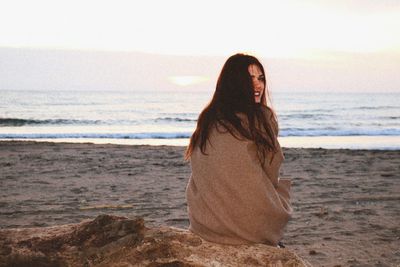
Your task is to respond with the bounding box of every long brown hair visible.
[185,53,279,163]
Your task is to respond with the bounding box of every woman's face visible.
[248,64,265,104]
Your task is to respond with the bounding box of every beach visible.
[0,141,399,266]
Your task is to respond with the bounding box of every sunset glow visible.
[1,0,399,93]
[168,76,209,87]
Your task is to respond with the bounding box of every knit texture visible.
[186,110,292,246]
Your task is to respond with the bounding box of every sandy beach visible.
[0,141,399,266]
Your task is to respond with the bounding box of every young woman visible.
[185,53,292,246]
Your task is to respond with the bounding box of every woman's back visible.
[186,109,292,246]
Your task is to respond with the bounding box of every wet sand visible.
[0,141,399,266]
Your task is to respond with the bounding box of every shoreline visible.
[1,135,400,150]
[0,140,399,266]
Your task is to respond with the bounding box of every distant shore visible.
[0,141,399,266]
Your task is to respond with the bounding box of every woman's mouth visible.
[254,92,260,97]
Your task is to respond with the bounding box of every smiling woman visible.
[185,53,292,246]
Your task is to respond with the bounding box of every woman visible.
[185,53,292,246]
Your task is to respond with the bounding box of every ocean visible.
[1,90,399,149]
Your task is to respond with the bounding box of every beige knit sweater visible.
[186,111,292,246]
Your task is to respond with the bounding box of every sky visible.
[0,0,399,92]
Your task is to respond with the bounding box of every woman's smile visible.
[248,64,265,103]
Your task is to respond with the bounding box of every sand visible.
[0,141,399,266]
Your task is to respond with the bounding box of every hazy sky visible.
[1,0,399,57]
[0,0,399,92]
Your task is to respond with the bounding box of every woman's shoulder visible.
[217,106,278,134]
[260,105,275,120]
[260,106,279,134]
[233,108,273,124]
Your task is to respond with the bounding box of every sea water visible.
[1,90,399,149]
